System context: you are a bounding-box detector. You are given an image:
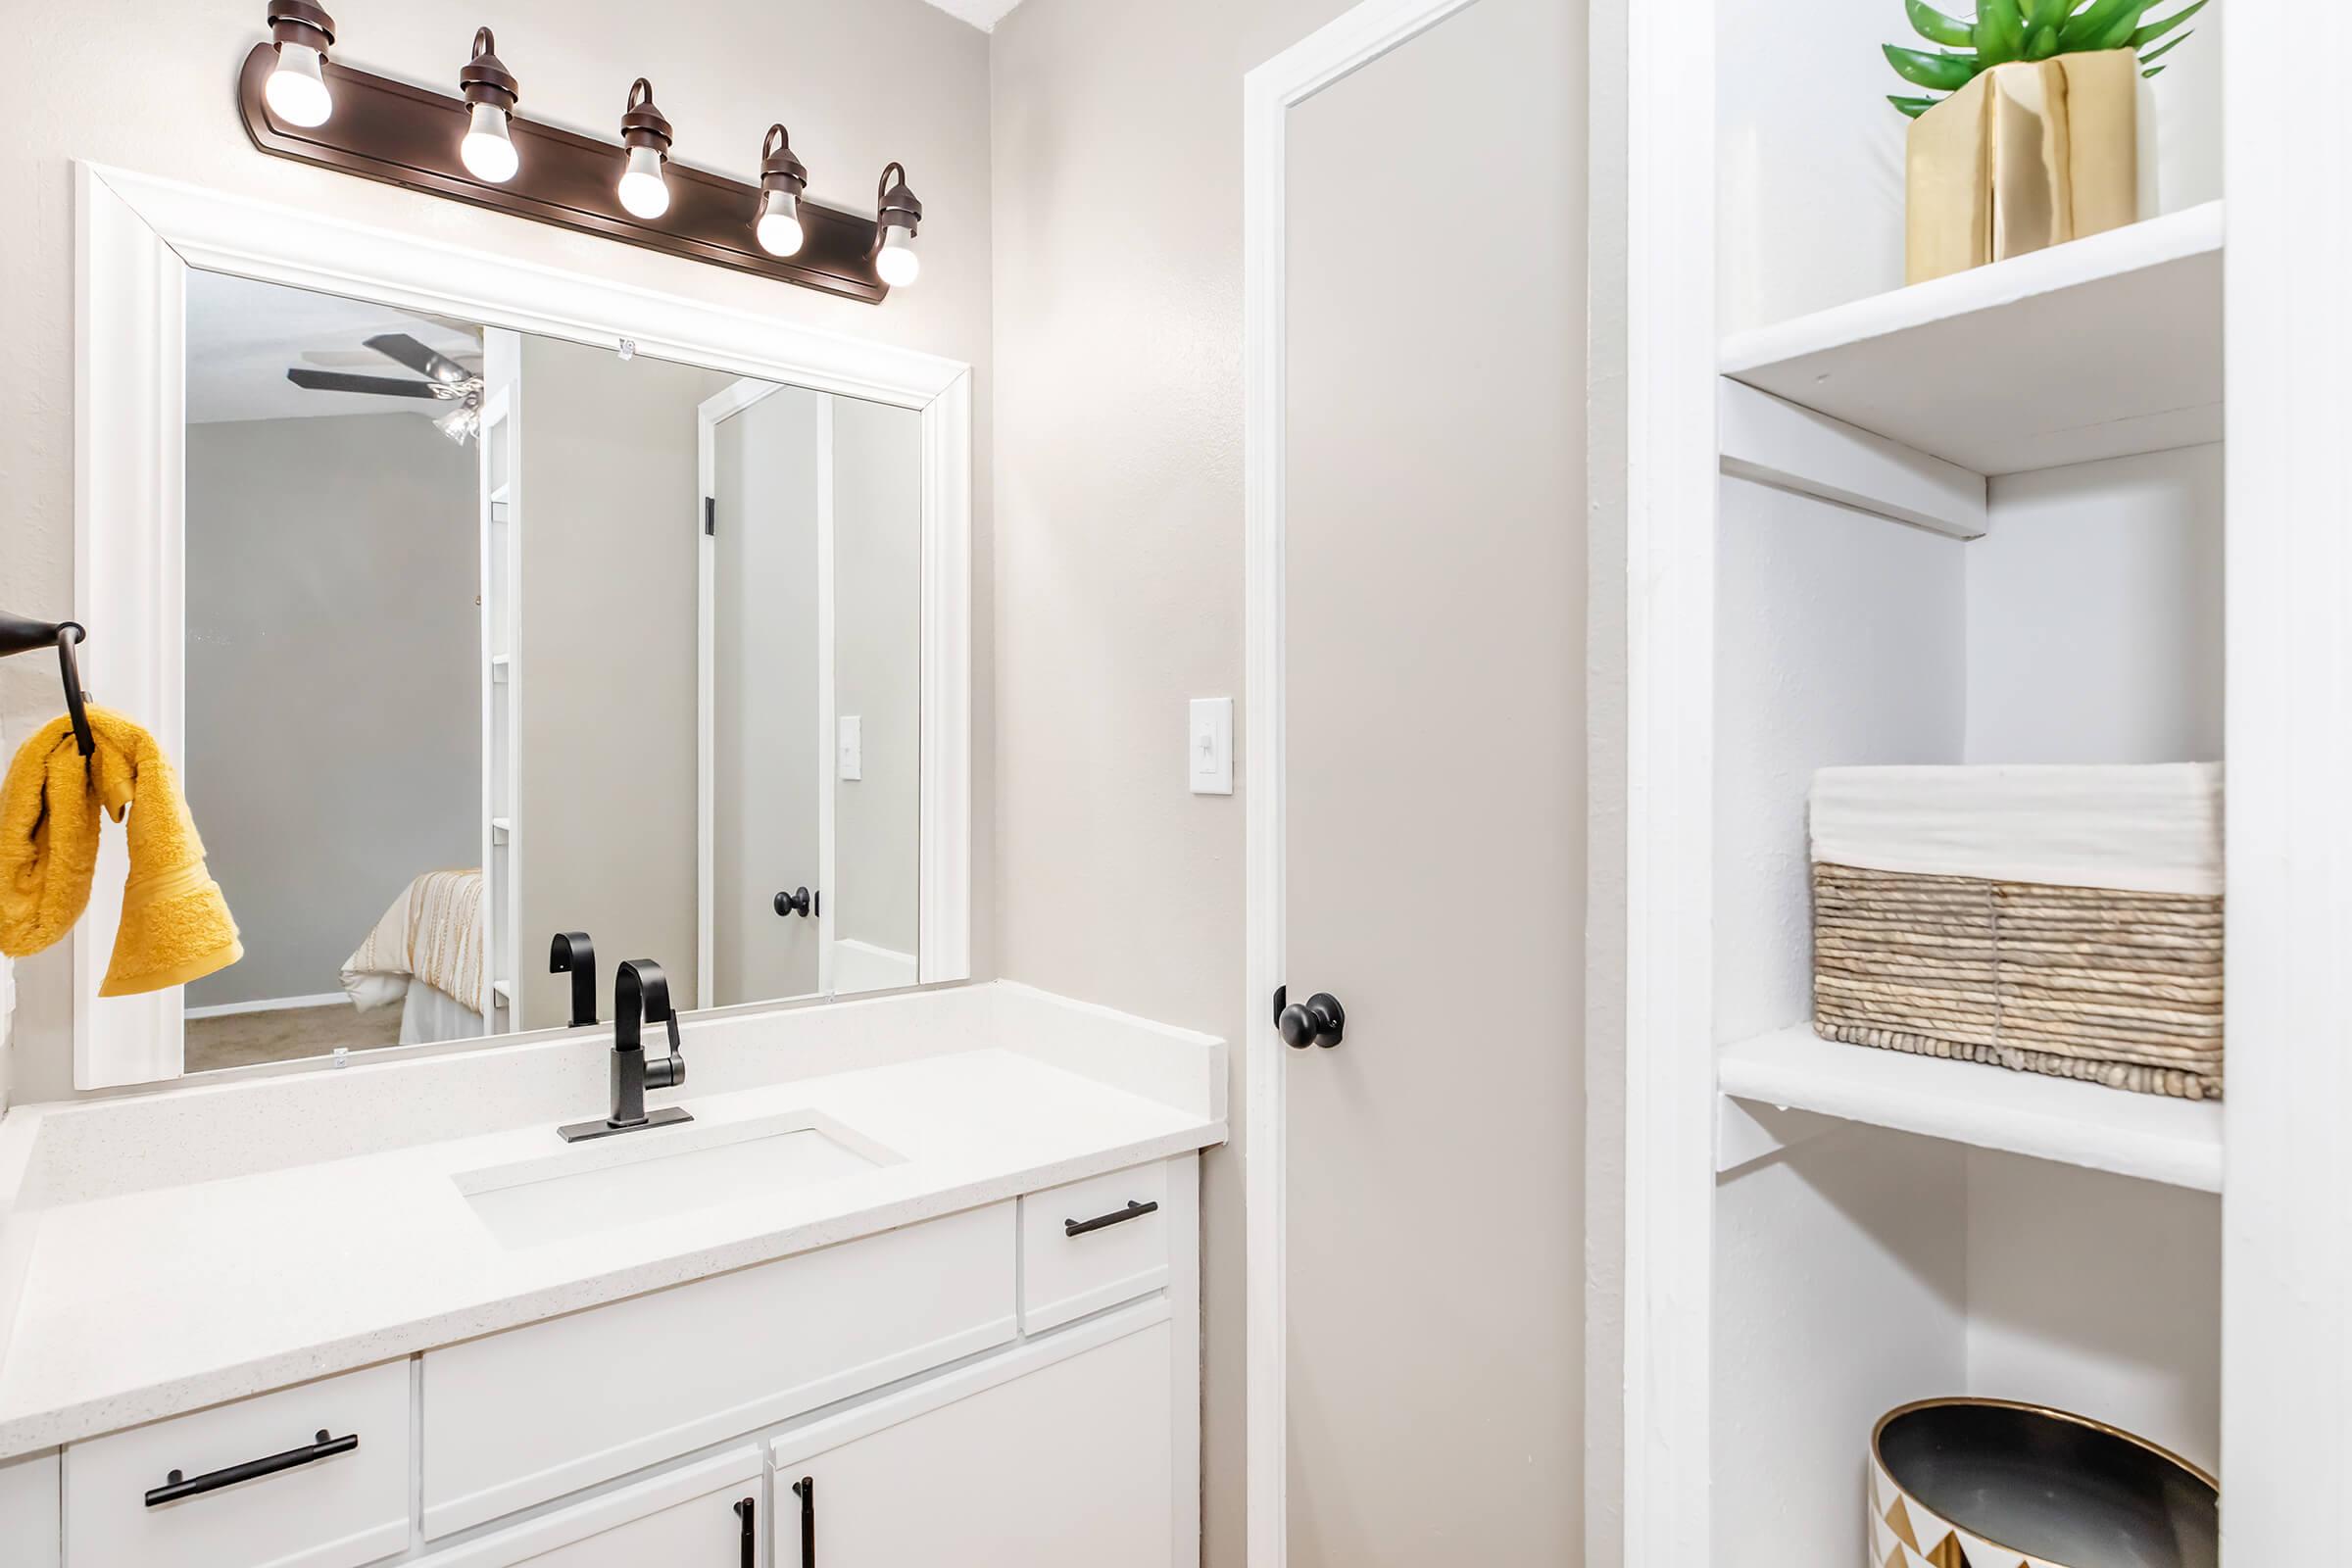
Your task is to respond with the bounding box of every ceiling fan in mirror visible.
[285,331,484,444]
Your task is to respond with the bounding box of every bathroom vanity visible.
[0,982,1223,1566]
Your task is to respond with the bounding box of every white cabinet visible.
[61,1360,410,1568]
[769,1314,1175,1568]
[424,1448,760,1568]
[422,1201,1016,1536]
[1019,1159,1170,1332]
[32,1156,1198,1567]
[0,1449,60,1568]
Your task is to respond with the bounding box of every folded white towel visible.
[1809,763,2224,897]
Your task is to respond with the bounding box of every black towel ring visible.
[0,610,96,758]
[56,624,93,759]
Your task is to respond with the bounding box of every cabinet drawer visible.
[62,1360,409,1568]
[1021,1160,1170,1332]
[422,1201,1015,1537]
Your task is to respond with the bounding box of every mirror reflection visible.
[181,270,922,1072]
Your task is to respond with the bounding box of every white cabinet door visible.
[425,1447,760,1568]
[772,1319,1173,1567]
[488,1488,748,1568]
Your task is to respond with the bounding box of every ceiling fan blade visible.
[364,332,468,385]
[285,368,440,398]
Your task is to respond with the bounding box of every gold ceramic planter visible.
[1869,1397,2217,1568]
[1905,50,2148,284]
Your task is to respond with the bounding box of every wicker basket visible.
[1812,860,2224,1100]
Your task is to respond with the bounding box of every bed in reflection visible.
[341,868,492,1046]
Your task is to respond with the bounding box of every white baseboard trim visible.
[184,991,351,1020]
[832,939,917,994]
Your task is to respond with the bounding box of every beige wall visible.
[514,339,735,1021]
[831,397,923,964]
[2,0,994,1103]
[990,1,1407,1559]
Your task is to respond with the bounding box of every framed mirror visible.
[74,163,971,1089]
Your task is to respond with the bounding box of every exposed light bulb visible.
[265,42,333,127]
[756,189,805,258]
[877,227,920,287]
[460,102,518,182]
[617,145,670,219]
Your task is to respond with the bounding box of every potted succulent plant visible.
[1883,0,2209,282]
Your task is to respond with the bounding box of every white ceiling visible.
[919,0,1027,31]
[185,270,482,426]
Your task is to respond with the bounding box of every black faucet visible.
[550,932,597,1028]
[557,958,693,1143]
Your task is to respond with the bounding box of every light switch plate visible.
[1189,698,1234,795]
[838,715,862,781]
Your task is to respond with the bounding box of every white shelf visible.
[1720,202,2223,476]
[490,980,512,1007]
[1718,1026,2223,1193]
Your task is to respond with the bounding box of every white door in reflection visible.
[701,384,924,1006]
[705,381,827,1005]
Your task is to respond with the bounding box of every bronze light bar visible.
[234,43,891,304]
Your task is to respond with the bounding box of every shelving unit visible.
[480,376,521,1034]
[1612,6,2349,1560]
[1655,41,2240,1562]
[1722,203,2223,473]
[1718,1027,2224,1193]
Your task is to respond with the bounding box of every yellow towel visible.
[0,706,242,995]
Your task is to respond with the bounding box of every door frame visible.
[696,381,838,1007]
[1240,1,1488,1560]
[74,159,972,1088]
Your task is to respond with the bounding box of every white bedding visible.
[398,980,487,1045]
[341,868,491,1017]
[1809,762,2224,896]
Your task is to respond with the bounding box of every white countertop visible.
[0,984,1224,1458]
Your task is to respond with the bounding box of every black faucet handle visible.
[550,932,597,1028]
[647,1009,687,1091]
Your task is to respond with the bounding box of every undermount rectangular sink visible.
[456,1110,896,1249]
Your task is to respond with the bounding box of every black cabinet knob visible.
[1277,991,1346,1050]
[774,887,813,918]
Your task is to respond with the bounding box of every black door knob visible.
[775,887,813,918]
[1277,991,1346,1050]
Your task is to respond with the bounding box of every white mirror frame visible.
[72,161,972,1091]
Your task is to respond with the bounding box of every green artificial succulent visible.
[1885,0,2209,118]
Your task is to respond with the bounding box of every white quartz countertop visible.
[0,987,1223,1458]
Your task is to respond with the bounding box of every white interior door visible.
[1253,0,1587,1559]
[700,381,831,1007]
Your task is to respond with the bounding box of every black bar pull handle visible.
[1064,1199,1158,1238]
[792,1475,816,1565]
[734,1495,755,1568]
[144,1429,357,1507]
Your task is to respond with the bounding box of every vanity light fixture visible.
[615,77,673,220]
[754,125,809,258]
[262,1,336,127]
[456,28,519,184]
[873,163,922,288]
[237,28,910,302]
